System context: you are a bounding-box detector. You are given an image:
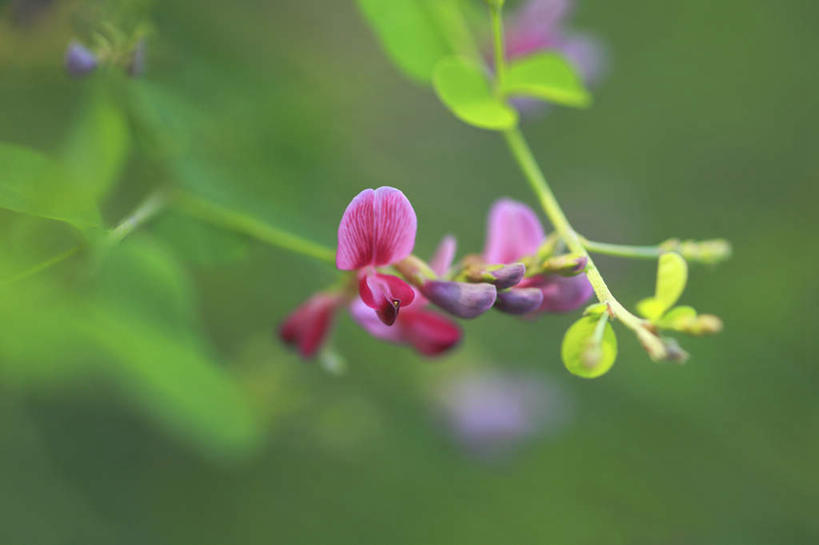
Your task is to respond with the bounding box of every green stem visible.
[502,127,645,333]
[580,238,662,260]
[109,189,169,243]
[0,246,81,286]
[489,3,506,88]
[176,193,336,265]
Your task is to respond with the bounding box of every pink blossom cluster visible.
[279,187,593,359]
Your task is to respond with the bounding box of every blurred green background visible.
[1,0,817,543]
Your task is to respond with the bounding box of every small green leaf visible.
[433,56,518,130]
[562,315,617,379]
[502,52,591,108]
[356,0,458,82]
[637,252,688,320]
[0,143,101,228]
[657,305,697,329]
[60,93,131,203]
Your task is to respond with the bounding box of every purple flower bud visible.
[488,263,526,289]
[127,38,146,77]
[64,41,98,77]
[495,287,544,315]
[421,281,497,319]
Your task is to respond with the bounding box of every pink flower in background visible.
[337,187,418,326]
[350,236,462,356]
[484,199,592,313]
[506,0,607,85]
[279,292,344,358]
[436,370,573,459]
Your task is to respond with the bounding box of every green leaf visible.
[561,315,617,379]
[356,0,465,83]
[0,143,101,228]
[636,252,689,320]
[0,237,261,456]
[433,56,518,130]
[502,52,591,108]
[60,93,131,203]
[657,305,697,329]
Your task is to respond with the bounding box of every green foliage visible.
[0,143,101,228]
[656,305,697,329]
[60,92,131,203]
[433,56,518,130]
[637,252,688,320]
[502,52,591,108]
[561,315,617,379]
[355,0,466,83]
[0,237,261,456]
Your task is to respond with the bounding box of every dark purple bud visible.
[127,38,146,77]
[64,41,98,77]
[495,287,544,315]
[488,263,526,289]
[421,281,497,319]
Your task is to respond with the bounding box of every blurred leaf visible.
[60,92,131,203]
[0,237,261,456]
[502,52,591,108]
[0,143,101,228]
[561,315,617,379]
[433,56,518,130]
[356,0,466,83]
[128,80,199,159]
[637,253,689,320]
[656,305,697,329]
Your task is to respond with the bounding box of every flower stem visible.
[502,126,646,333]
[579,238,662,260]
[0,246,81,286]
[489,3,506,88]
[109,189,169,243]
[175,193,336,265]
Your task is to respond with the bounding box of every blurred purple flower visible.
[64,42,98,77]
[503,0,608,114]
[437,370,572,459]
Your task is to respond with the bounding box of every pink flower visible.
[278,292,344,358]
[506,0,607,85]
[483,199,593,313]
[350,237,462,356]
[337,187,418,326]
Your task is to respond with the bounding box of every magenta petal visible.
[359,273,416,326]
[336,186,417,270]
[278,293,341,358]
[402,309,461,356]
[372,187,417,266]
[349,298,404,343]
[430,235,457,277]
[537,273,594,313]
[483,199,546,264]
[336,188,375,270]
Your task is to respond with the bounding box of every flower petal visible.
[336,188,375,270]
[536,273,594,313]
[336,187,417,270]
[359,272,416,326]
[421,281,497,319]
[429,234,457,277]
[372,186,417,266]
[278,293,341,358]
[349,298,404,343]
[402,309,461,356]
[483,199,546,264]
[495,287,544,315]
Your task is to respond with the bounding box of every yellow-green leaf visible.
[561,315,617,379]
[433,56,518,130]
[502,52,591,108]
[637,252,688,320]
